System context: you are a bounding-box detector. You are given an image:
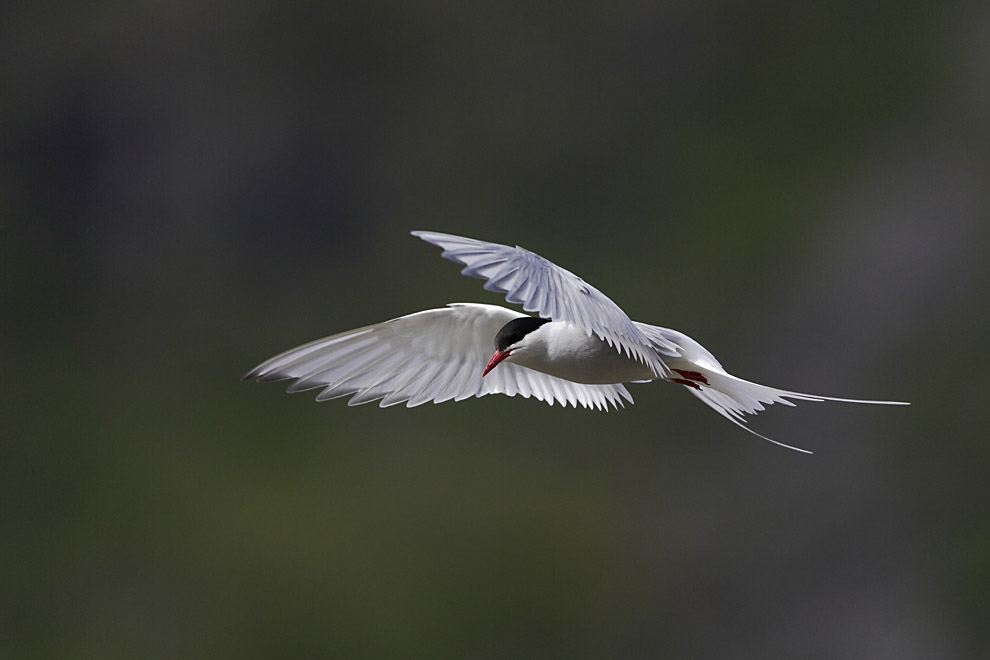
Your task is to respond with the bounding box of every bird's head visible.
[482,316,551,377]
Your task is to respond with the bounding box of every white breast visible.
[508,322,658,385]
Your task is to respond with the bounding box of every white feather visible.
[244,303,632,410]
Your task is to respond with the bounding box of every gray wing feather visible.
[412,231,672,375]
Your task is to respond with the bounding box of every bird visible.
[244,230,908,453]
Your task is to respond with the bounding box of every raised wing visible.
[244,303,633,410]
[411,231,674,376]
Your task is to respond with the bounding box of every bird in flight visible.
[244,231,908,452]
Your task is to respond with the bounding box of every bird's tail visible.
[668,365,909,454]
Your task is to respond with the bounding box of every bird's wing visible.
[411,230,672,376]
[244,303,634,410]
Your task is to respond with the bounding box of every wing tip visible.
[411,229,464,245]
[242,362,270,381]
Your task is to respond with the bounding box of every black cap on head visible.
[494,317,550,351]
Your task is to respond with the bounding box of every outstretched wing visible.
[411,230,673,376]
[244,303,633,410]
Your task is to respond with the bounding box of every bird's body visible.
[245,231,908,452]
[505,320,657,385]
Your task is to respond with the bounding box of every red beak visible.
[482,350,511,377]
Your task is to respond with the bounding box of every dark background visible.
[3,1,988,658]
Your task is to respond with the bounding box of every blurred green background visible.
[3,1,988,658]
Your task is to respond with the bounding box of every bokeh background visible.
[3,1,988,658]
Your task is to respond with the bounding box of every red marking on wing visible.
[673,369,708,384]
